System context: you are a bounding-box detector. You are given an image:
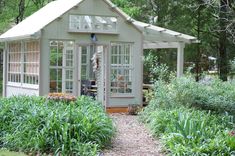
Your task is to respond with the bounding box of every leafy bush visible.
[0,96,115,155]
[144,53,172,83]
[147,76,235,114]
[140,76,235,155]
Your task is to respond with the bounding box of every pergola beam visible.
[143,42,180,49]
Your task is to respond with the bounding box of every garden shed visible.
[0,0,198,108]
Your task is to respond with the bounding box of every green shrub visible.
[144,53,173,83]
[0,96,115,155]
[147,76,235,114]
[141,107,235,155]
[140,76,235,155]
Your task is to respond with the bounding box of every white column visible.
[177,43,185,78]
[2,42,7,96]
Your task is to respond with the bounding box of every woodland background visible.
[0,0,234,82]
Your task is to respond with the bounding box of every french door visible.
[77,44,108,106]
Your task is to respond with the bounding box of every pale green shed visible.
[0,0,198,108]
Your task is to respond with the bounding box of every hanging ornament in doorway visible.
[91,33,98,42]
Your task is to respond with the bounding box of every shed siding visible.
[40,0,143,106]
[6,85,39,96]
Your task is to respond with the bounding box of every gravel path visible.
[103,114,164,156]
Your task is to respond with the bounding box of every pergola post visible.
[2,42,7,97]
[177,42,185,78]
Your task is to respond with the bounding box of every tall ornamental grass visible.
[0,96,115,156]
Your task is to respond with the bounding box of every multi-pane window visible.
[8,41,40,85]
[23,41,40,84]
[49,41,74,93]
[69,15,117,33]
[8,42,21,83]
[110,43,133,94]
[80,45,95,80]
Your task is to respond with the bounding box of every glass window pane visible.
[50,47,57,66]
[82,55,87,64]
[81,66,87,80]
[57,68,62,82]
[65,81,73,90]
[58,47,63,66]
[50,68,57,81]
[83,16,92,30]
[66,69,73,80]
[110,43,133,94]
[66,60,73,67]
[69,15,117,32]
[82,46,87,54]
[49,40,74,94]
[50,69,57,92]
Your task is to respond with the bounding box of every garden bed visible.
[0,96,115,155]
[140,77,235,155]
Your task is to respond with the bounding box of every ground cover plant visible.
[141,76,235,155]
[0,96,115,156]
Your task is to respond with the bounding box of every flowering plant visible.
[228,130,235,136]
[227,130,235,150]
[47,93,76,102]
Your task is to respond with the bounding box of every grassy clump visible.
[140,76,235,155]
[0,96,115,156]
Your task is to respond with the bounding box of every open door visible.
[77,44,108,107]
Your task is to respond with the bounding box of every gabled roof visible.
[0,0,83,41]
[0,0,198,44]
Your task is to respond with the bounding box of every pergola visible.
[132,21,199,77]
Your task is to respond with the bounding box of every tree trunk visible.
[195,3,202,82]
[16,0,25,24]
[218,0,228,81]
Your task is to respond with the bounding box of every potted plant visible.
[128,99,141,115]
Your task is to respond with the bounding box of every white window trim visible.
[7,82,39,90]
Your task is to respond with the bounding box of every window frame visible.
[80,45,96,80]
[110,42,134,97]
[7,42,22,85]
[49,40,75,94]
[7,40,40,89]
[22,41,40,85]
[69,14,118,34]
